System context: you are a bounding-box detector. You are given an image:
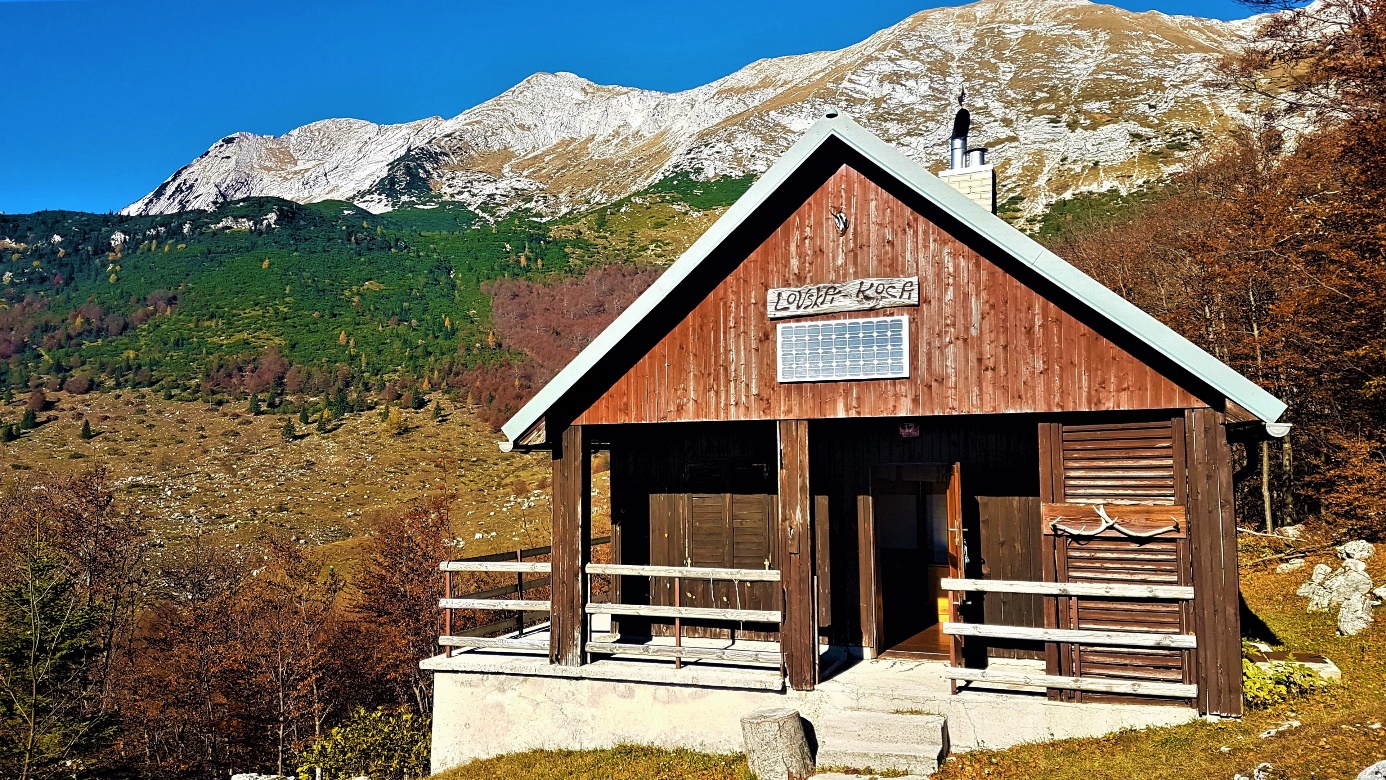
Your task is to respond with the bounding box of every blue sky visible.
[0,0,1265,215]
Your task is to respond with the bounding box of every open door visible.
[859,463,963,660]
[946,462,965,673]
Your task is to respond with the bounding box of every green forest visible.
[0,175,754,415]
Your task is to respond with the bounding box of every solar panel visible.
[776,315,909,383]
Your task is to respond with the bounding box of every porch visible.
[424,631,1199,773]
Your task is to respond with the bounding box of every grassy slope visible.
[0,389,618,575]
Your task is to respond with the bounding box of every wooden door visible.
[857,494,882,656]
[648,492,780,640]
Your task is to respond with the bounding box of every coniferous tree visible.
[247,393,262,415]
[281,418,296,441]
[0,542,111,779]
[79,419,93,440]
[19,409,36,431]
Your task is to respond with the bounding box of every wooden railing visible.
[437,537,609,655]
[584,563,784,668]
[939,577,1198,697]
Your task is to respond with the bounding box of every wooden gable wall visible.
[574,163,1206,426]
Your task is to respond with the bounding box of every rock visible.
[1338,540,1375,561]
[1338,593,1375,636]
[1298,564,1333,597]
[1307,563,1373,612]
[1276,558,1306,574]
[742,707,813,780]
[1359,760,1386,780]
[1234,764,1276,780]
[1278,524,1304,539]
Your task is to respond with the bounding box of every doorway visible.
[860,463,962,659]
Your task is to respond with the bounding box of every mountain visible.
[124,0,1267,221]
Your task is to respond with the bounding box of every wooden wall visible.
[574,162,1207,427]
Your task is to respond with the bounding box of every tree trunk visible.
[741,707,813,780]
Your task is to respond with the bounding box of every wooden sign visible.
[767,277,919,319]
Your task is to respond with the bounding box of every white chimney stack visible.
[939,91,996,214]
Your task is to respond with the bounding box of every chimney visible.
[938,91,996,214]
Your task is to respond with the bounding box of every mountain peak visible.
[124,0,1262,220]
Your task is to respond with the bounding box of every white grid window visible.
[777,316,909,383]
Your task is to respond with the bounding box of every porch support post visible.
[777,419,816,691]
[1184,408,1242,716]
[550,423,591,667]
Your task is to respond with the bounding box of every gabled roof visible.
[499,112,1286,449]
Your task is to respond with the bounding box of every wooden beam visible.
[941,622,1197,649]
[439,636,549,652]
[585,642,782,665]
[778,419,816,691]
[1185,407,1243,716]
[550,423,591,667]
[585,564,781,582]
[440,561,552,573]
[586,603,782,623]
[944,667,1197,698]
[857,494,880,657]
[941,578,1194,600]
[439,598,552,612]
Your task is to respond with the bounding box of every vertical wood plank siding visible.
[1185,408,1244,716]
[550,424,591,666]
[574,164,1205,426]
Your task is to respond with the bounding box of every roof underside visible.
[499,113,1286,449]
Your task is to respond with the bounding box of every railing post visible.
[515,549,525,638]
[444,570,453,658]
[673,575,682,670]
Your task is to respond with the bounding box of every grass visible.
[430,745,752,780]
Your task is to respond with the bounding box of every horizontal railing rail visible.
[940,621,1197,649]
[941,577,1194,600]
[942,667,1197,698]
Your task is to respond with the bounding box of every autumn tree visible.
[1049,0,1386,537]
[353,497,454,714]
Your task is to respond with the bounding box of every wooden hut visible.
[439,111,1286,729]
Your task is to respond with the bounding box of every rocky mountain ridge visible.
[124,0,1270,220]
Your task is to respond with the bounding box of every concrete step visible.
[812,711,949,776]
[815,740,946,776]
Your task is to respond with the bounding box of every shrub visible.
[1242,658,1331,709]
[295,706,430,780]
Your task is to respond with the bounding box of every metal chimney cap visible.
[824,107,841,119]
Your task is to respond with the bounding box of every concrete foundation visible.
[425,640,1200,775]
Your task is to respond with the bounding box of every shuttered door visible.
[1055,532,1193,704]
[1061,420,1178,506]
[649,493,780,640]
[1050,419,1193,704]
